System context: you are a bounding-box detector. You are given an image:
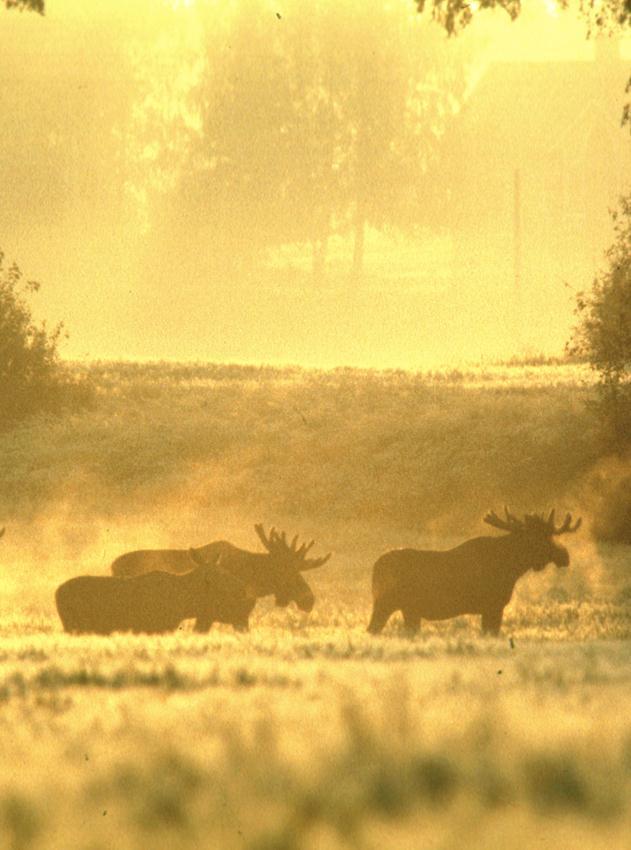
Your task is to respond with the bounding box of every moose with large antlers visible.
[368,508,581,636]
[111,524,331,630]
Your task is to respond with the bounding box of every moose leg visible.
[402,608,421,636]
[481,608,504,636]
[194,616,214,633]
[367,595,396,634]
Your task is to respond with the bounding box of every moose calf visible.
[56,552,254,635]
[368,508,581,636]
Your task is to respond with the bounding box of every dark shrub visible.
[569,195,631,453]
[0,250,92,428]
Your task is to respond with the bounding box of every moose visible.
[367,508,582,636]
[56,552,256,635]
[110,524,331,629]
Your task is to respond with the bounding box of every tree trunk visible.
[311,234,328,286]
[351,198,365,285]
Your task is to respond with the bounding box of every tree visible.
[416,0,521,33]
[0,251,91,427]
[416,0,631,34]
[128,1,468,286]
[340,6,467,282]
[569,197,631,544]
[4,0,44,12]
[569,196,631,451]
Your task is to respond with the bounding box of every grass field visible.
[0,360,630,849]
[0,602,630,850]
[0,358,603,535]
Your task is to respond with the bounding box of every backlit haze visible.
[1,0,629,368]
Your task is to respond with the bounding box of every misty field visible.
[1,361,630,849]
[0,358,605,537]
[1,606,630,850]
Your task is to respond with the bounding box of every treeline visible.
[1,2,472,284]
[121,1,471,282]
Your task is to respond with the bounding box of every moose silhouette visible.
[56,552,255,635]
[368,508,581,636]
[111,524,331,629]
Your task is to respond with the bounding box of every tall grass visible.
[0,360,600,536]
[0,620,629,850]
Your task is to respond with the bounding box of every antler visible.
[483,507,524,533]
[253,524,331,570]
[545,510,582,535]
[254,523,270,550]
[484,509,582,536]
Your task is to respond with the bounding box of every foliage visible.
[416,0,631,34]
[416,0,523,34]
[589,463,631,543]
[567,197,631,543]
[569,195,631,451]
[577,0,631,31]
[3,0,44,12]
[0,251,92,427]
[6,0,631,29]
[130,1,469,283]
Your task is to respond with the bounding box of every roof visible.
[444,56,631,169]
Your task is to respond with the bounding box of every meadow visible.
[0,360,630,849]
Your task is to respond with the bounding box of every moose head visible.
[253,524,331,612]
[484,507,582,571]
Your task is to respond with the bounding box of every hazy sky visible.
[1,0,629,368]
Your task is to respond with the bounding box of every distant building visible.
[428,41,631,345]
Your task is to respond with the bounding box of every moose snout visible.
[553,544,570,568]
[296,590,315,613]
[274,591,314,612]
[274,586,315,612]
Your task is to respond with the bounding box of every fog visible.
[1,0,629,368]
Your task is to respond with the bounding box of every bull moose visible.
[56,552,255,635]
[367,508,581,636]
[111,524,331,629]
